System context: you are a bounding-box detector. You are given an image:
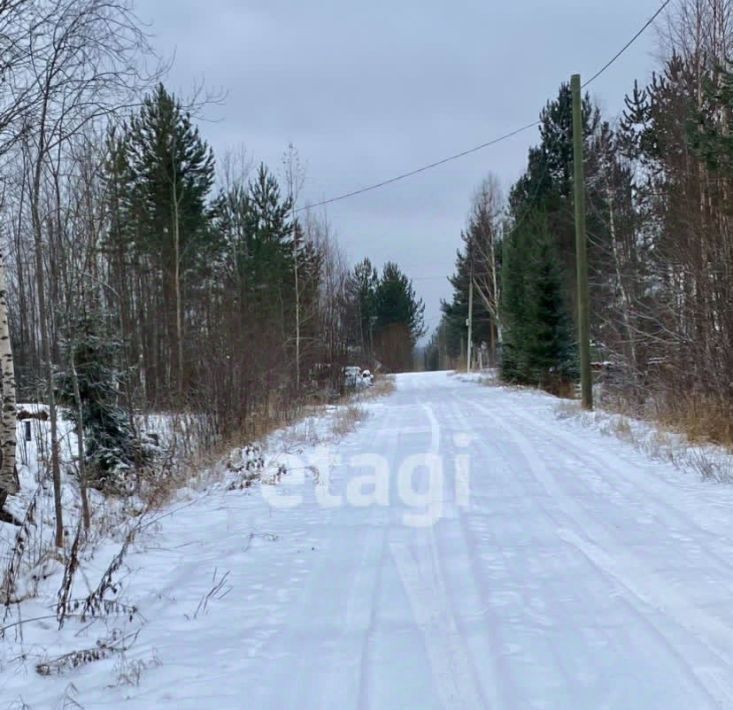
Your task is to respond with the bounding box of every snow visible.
[4,372,733,708]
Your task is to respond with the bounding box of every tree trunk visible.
[172,152,184,401]
[30,132,64,548]
[293,216,301,390]
[0,245,19,503]
[606,182,638,377]
[69,349,91,532]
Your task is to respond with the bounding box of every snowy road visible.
[10,371,733,709]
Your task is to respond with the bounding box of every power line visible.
[582,0,673,88]
[297,0,672,214]
[296,121,540,213]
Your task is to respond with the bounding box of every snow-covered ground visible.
[4,371,733,708]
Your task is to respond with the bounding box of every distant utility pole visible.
[466,263,474,373]
[571,73,593,410]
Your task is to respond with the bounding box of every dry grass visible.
[330,405,367,439]
[285,418,321,449]
[140,378,388,503]
[31,374,398,523]
[112,651,162,688]
[35,630,138,676]
[357,375,396,401]
[654,394,733,449]
[595,389,733,451]
[556,399,733,483]
[611,416,633,441]
[134,399,312,509]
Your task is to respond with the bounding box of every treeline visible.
[0,0,425,528]
[434,0,733,443]
[343,258,425,372]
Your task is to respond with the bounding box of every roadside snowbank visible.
[0,398,373,707]
[458,371,733,484]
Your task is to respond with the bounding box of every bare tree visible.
[469,175,503,361]
[0,0,47,516]
[282,143,306,390]
[14,0,153,544]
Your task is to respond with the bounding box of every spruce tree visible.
[499,82,604,391]
[500,214,575,388]
[499,220,529,382]
[345,258,379,353]
[57,315,144,490]
[373,262,425,371]
[524,221,576,388]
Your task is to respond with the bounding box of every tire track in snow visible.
[385,399,487,709]
[494,400,733,572]
[291,402,400,710]
[495,400,733,649]
[244,403,399,709]
[557,527,733,709]
[353,408,396,710]
[389,538,485,709]
[468,395,733,707]
[445,396,598,702]
[446,396,629,703]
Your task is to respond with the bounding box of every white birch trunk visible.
[0,245,19,497]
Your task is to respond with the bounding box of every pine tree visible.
[123,84,216,399]
[211,162,309,391]
[246,163,295,324]
[101,127,141,396]
[689,63,733,175]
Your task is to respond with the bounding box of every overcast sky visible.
[137,0,664,334]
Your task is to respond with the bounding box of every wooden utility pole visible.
[571,74,593,410]
[466,263,474,373]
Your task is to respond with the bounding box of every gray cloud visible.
[138,0,662,332]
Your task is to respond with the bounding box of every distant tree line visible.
[432,0,733,442]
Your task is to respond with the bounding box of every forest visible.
[0,0,730,536]
[0,0,425,525]
[2,1,733,704]
[434,0,732,446]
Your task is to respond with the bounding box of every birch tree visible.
[16,0,152,544]
[0,1,34,514]
[0,244,19,513]
[282,144,306,389]
[469,175,503,359]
